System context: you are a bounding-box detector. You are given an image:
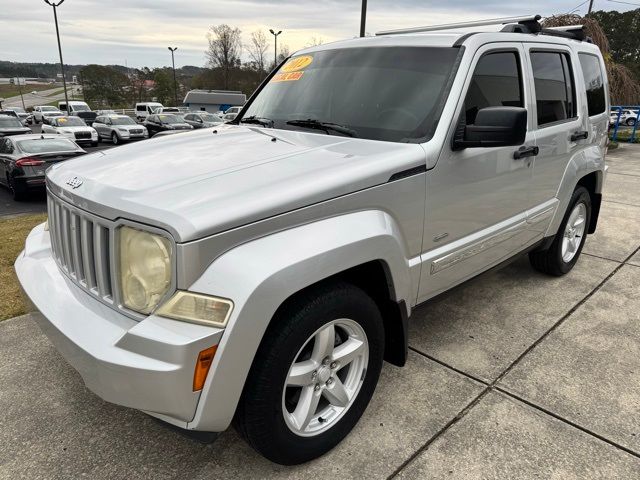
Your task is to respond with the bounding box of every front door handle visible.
[513,145,539,159]
[571,130,589,141]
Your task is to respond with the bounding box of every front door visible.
[418,43,536,302]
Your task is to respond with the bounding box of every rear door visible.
[524,45,584,231]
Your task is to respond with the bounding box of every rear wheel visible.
[234,282,384,465]
[9,176,27,201]
[529,186,591,276]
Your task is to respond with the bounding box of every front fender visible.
[186,210,414,431]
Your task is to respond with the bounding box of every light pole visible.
[269,29,282,68]
[587,0,594,14]
[44,0,70,114]
[168,47,178,105]
[360,0,367,37]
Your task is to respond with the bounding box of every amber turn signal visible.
[193,345,218,391]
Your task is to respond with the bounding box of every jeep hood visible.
[47,126,425,242]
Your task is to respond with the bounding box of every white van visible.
[58,101,97,126]
[135,102,164,122]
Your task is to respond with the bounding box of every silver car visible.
[92,114,148,145]
[16,15,608,465]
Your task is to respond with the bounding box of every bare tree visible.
[247,30,268,79]
[275,44,291,68]
[205,24,242,90]
[306,36,324,47]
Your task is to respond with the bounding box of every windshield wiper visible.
[240,115,274,127]
[285,119,357,137]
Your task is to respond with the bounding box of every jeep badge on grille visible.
[66,176,83,189]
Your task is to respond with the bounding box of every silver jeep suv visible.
[16,15,608,465]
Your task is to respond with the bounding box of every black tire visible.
[111,132,119,145]
[234,282,385,465]
[626,118,636,126]
[529,186,591,276]
[9,177,27,201]
[97,135,102,144]
[91,141,98,147]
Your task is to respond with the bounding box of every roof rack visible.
[375,14,590,43]
[376,14,541,36]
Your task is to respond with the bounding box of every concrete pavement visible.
[1,145,640,479]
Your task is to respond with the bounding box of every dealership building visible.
[182,90,246,113]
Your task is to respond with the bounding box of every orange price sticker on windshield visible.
[281,55,313,72]
[271,71,304,83]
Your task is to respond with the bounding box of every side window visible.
[579,53,606,116]
[463,51,523,125]
[0,139,6,154]
[136,105,145,112]
[530,51,577,126]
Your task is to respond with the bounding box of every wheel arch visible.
[185,210,415,431]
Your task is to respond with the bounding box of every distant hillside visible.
[0,61,206,79]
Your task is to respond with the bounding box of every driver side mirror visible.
[452,106,527,150]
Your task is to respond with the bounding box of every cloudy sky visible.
[1,0,636,69]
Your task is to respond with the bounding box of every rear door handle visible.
[571,130,588,141]
[513,145,539,159]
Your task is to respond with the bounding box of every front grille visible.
[47,192,116,304]
[74,131,91,140]
[130,129,143,135]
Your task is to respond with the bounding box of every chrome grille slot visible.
[47,192,115,305]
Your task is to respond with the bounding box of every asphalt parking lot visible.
[1,145,639,479]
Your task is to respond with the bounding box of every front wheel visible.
[234,282,384,465]
[529,186,591,276]
[111,132,120,145]
[626,118,636,126]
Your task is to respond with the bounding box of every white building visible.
[182,90,246,113]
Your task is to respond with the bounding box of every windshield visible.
[70,104,90,112]
[9,108,26,114]
[56,117,86,127]
[111,117,136,125]
[0,117,23,128]
[241,46,461,142]
[158,114,182,124]
[41,106,58,112]
[17,138,79,153]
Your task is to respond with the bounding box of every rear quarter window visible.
[578,53,606,116]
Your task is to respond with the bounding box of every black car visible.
[0,114,32,137]
[143,114,193,136]
[183,112,223,129]
[0,134,85,200]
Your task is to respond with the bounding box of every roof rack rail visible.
[376,14,541,36]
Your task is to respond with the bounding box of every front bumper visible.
[15,224,224,427]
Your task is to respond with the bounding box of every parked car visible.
[609,108,638,126]
[0,134,84,199]
[135,102,164,122]
[16,15,609,465]
[222,106,242,121]
[41,116,98,147]
[152,106,181,114]
[143,113,193,136]
[32,106,64,125]
[93,114,148,145]
[0,115,32,137]
[3,107,30,125]
[58,101,97,126]
[183,112,223,129]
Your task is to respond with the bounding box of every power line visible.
[566,0,590,14]
[607,0,640,6]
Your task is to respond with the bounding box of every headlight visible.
[118,128,129,133]
[119,226,172,314]
[156,291,233,328]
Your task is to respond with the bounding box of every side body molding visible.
[186,210,415,431]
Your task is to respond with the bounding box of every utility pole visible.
[17,80,26,110]
[269,29,282,68]
[360,0,368,37]
[168,47,178,105]
[44,0,70,114]
[588,0,594,14]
